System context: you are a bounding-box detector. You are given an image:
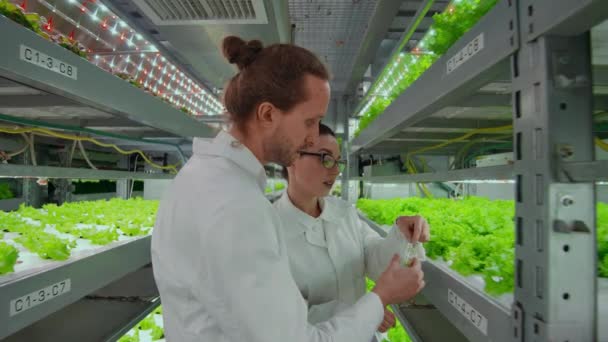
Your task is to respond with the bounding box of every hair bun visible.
[222,36,263,70]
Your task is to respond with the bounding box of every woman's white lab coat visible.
[273,192,407,324]
[151,131,385,342]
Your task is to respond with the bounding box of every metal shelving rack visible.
[349,0,608,341]
[0,15,215,139]
[0,6,218,339]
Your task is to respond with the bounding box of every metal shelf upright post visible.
[511,17,597,342]
[347,0,608,341]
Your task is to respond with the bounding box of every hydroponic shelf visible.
[350,0,608,157]
[359,212,608,342]
[0,15,214,140]
[0,198,158,339]
[0,235,151,339]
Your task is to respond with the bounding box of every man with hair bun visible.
[151,36,425,342]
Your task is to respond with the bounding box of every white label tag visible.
[10,279,71,316]
[20,45,78,80]
[448,288,488,335]
[446,33,485,74]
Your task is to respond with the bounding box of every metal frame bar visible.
[390,304,424,342]
[511,31,597,341]
[362,165,514,184]
[0,164,173,180]
[348,2,608,341]
[520,0,608,42]
[560,160,608,182]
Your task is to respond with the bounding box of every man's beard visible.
[265,131,304,167]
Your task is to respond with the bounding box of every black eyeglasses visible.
[298,151,346,171]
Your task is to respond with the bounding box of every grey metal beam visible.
[354,147,462,156]
[5,267,159,342]
[389,132,512,142]
[421,260,512,341]
[560,160,608,182]
[394,301,469,342]
[0,164,174,180]
[342,0,404,97]
[387,28,427,34]
[196,115,227,124]
[93,130,180,139]
[341,96,350,201]
[520,0,608,42]
[359,165,513,183]
[600,279,608,341]
[351,1,518,151]
[396,9,442,18]
[593,65,608,86]
[411,118,513,130]
[0,16,214,139]
[0,236,152,339]
[26,117,142,128]
[456,93,511,107]
[596,95,608,112]
[358,139,512,156]
[0,94,79,108]
[86,136,193,154]
[512,33,596,341]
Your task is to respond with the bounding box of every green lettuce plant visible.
[357,197,608,295]
[0,198,159,272]
[0,184,14,200]
[0,242,19,275]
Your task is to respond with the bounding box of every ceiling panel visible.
[289,0,378,93]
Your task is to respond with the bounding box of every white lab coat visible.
[151,131,384,342]
[273,192,408,324]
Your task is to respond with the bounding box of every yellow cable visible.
[596,137,608,152]
[398,123,607,199]
[405,155,433,198]
[408,125,513,157]
[0,126,178,173]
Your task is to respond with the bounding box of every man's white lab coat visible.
[151,131,384,342]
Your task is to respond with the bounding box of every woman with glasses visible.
[274,123,430,337]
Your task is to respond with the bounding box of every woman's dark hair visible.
[281,123,336,180]
[221,36,330,131]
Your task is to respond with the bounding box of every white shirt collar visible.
[276,192,341,232]
[193,131,267,192]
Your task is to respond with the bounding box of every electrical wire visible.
[408,125,514,157]
[398,122,606,198]
[77,140,98,170]
[129,154,140,198]
[26,133,37,166]
[0,112,188,165]
[67,140,77,168]
[401,125,512,198]
[0,126,178,173]
[7,134,30,158]
[596,137,608,152]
